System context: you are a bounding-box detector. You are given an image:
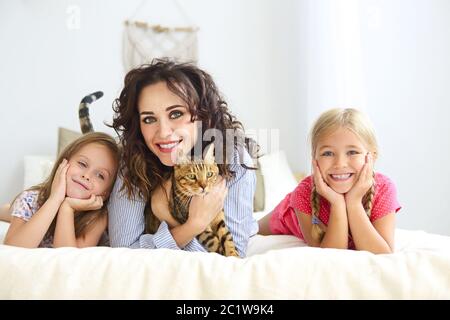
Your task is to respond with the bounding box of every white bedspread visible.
[1,227,449,299]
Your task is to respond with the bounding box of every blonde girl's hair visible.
[309,108,378,241]
[28,132,120,240]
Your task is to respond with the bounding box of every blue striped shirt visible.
[108,150,259,257]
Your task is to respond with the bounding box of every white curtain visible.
[300,0,366,125]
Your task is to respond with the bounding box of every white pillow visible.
[258,150,298,213]
[23,156,55,189]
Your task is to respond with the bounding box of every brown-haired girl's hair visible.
[27,132,120,239]
[309,108,378,242]
[110,58,257,201]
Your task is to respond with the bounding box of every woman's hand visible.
[312,160,345,205]
[61,194,104,213]
[186,178,228,235]
[49,159,69,204]
[151,181,180,228]
[345,153,374,204]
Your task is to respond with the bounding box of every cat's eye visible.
[187,173,196,180]
[206,172,213,178]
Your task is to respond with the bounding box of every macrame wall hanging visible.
[122,0,199,72]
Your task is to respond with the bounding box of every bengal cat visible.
[146,144,239,257]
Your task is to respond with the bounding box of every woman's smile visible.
[155,139,183,153]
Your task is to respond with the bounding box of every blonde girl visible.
[259,108,401,254]
[4,132,120,248]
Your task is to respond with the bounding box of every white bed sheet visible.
[1,221,449,299]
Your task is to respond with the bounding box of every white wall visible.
[0,1,302,203]
[362,0,450,236]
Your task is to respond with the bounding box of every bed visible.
[1,222,449,299]
[1,150,449,299]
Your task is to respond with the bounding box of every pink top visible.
[269,172,401,248]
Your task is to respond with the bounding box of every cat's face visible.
[174,143,219,196]
[174,161,219,196]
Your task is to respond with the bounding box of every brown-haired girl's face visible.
[66,143,117,199]
[138,81,198,166]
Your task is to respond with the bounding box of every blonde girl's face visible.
[138,81,198,166]
[315,127,370,194]
[65,143,117,199]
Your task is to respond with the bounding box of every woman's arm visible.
[108,175,206,251]
[151,178,227,249]
[222,161,259,257]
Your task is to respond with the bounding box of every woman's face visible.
[138,81,198,166]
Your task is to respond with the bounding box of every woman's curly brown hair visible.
[110,58,258,201]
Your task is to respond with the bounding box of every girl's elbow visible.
[53,241,78,248]
[318,240,348,250]
[3,236,19,247]
[320,244,348,250]
[376,247,394,254]
[4,238,36,249]
[359,245,394,254]
[370,249,393,254]
[52,242,63,248]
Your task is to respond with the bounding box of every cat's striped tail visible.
[79,91,103,134]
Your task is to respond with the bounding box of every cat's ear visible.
[203,143,215,164]
[175,148,190,165]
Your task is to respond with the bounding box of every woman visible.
[108,59,258,257]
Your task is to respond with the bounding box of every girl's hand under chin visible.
[49,159,70,204]
[345,152,374,203]
[62,194,104,212]
[312,160,345,205]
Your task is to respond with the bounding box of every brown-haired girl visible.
[4,132,120,248]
